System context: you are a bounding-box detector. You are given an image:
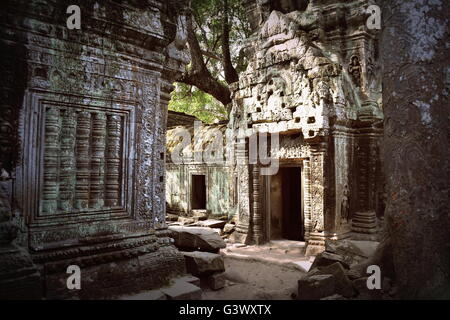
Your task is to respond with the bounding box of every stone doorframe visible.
[187,167,208,214]
[261,159,307,243]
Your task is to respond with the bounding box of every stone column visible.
[305,142,328,256]
[233,138,253,244]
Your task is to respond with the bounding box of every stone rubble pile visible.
[167,215,233,292]
[297,239,397,300]
[167,214,236,241]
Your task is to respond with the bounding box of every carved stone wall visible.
[231,0,384,252]
[165,124,237,218]
[0,0,189,299]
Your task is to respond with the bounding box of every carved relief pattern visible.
[75,111,91,210]
[303,159,311,241]
[90,113,107,209]
[58,109,76,211]
[276,135,310,159]
[105,115,122,207]
[41,107,124,215]
[252,165,263,244]
[42,107,61,214]
[310,153,324,232]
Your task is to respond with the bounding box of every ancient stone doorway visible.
[267,166,304,241]
[191,174,206,210]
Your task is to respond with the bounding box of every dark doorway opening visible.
[191,174,206,209]
[269,167,303,241]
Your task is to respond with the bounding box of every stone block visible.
[169,226,226,253]
[182,251,225,276]
[315,262,355,298]
[178,275,201,287]
[198,219,227,229]
[161,279,202,300]
[310,251,350,270]
[205,272,226,290]
[297,274,336,300]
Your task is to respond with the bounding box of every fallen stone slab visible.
[326,239,379,258]
[178,275,201,287]
[169,226,226,253]
[161,278,202,300]
[314,262,355,298]
[204,272,226,290]
[198,219,227,229]
[310,251,350,270]
[178,217,196,225]
[183,251,225,276]
[297,274,336,300]
[325,239,379,266]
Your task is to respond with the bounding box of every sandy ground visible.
[202,242,311,300]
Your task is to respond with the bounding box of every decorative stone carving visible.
[348,55,362,87]
[229,0,383,253]
[340,184,350,223]
[105,115,122,207]
[1,0,190,299]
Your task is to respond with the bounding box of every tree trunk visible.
[222,0,239,84]
[177,11,232,107]
[379,0,450,299]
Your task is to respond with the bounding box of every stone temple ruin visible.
[166,0,385,256]
[0,0,190,299]
[0,0,394,300]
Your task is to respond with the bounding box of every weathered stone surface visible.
[297,274,336,300]
[198,219,227,229]
[161,279,202,300]
[325,240,379,267]
[178,275,201,287]
[0,0,190,299]
[205,272,226,290]
[182,251,225,276]
[315,263,355,298]
[169,226,226,253]
[178,217,196,225]
[223,223,236,234]
[310,251,350,270]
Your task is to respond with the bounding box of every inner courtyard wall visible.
[0,0,189,299]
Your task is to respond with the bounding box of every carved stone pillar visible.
[305,143,328,256]
[42,107,61,214]
[89,112,107,209]
[75,111,91,210]
[252,165,264,244]
[303,158,312,242]
[105,115,122,207]
[58,109,76,212]
[233,138,252,244]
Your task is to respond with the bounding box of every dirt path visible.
[202,255,307,300]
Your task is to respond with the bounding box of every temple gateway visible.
[1,0,389,299]
[166,0,384,255]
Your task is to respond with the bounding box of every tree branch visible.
[177,12,232,107]
[221,0,239,84]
